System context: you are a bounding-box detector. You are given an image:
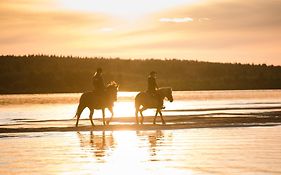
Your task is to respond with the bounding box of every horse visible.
[135,87,173,125]
[74,82,118,127]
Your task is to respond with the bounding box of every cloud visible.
[107,0,281,65]
[159,17,193,23]
[100,27,114,32]
[0,2,112,45]
[0,0,281,65]
[0,1,117,57]
[198,18,210,22]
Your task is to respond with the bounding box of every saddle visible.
[93,89,105,95]
[145,91,164,108]
[92,90,107,104]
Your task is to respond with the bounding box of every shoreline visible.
[0,123,280,134]
[1,115,280,133]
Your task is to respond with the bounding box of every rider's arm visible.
[153,78,159,89]
[100,77,105,88]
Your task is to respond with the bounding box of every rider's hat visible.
[97,67,102,73]
[150,71,156,75]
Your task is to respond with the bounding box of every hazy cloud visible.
[198,18,210,22]
[0,0,281,65]
[100,27,114,32]
[159,17,193,23]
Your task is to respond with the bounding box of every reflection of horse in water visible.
[136,130,165,157]
[77,131,115,158]
[135,87,173,124]
[74,82,118,127]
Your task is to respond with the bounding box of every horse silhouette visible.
[74,82,118,127]
[135,87,173,125]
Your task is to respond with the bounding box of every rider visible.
[92,67,105,95]
[147,71,164,108]
[147,71,158,94]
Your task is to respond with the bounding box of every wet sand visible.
[1,111,280,133]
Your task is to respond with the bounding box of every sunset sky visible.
[1,0,280,65]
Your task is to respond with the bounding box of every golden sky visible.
[1,0,281,65]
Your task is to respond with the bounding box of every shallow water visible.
[1,90,281,125]
[0,90,281,174]
[0,127,281,175]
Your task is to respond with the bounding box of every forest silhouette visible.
[0,55,281,94]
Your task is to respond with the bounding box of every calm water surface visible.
[0,90,281,174]
[0,127,281,175]
[1,90,281,124]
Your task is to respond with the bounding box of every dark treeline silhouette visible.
[0,55,281,94]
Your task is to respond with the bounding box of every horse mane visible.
[158,87,172,92]
[106,81,118,87]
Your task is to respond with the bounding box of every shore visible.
[1,112,280,133]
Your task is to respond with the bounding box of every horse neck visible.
[158,88,170,99]
[106,86,117,98]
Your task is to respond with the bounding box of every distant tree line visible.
[0,55,281,94]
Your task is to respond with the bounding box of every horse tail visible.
[134,92,142,108]
[72,104,80,119]
[73,113,77,119]
[77,104,85,116]
[72,93,87,119]
[73,104,79,119]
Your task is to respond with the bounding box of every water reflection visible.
[0,127,280,175]
[136,130,165,158]
[77,131,115,160]
[54,128,281,175]
[77,130,172,165]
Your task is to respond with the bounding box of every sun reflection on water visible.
[1,127,281,175]
[75,130,176,175]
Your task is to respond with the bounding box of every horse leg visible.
[158,109,166,125]
[139,107,146,125]
[89,109,95,126]
[135,105,140,125]
[75,114,80,127]
[102,108,106,125]
[106,107,114,125]
[153,109,159,124]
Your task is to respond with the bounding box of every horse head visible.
[106,81,119,101]
[163,87,173,102]
[159,87,173,102]
[166,88,173,102]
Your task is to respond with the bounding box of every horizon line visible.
[0,54,280,67]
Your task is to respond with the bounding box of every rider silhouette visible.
[147,71,158,94]
[92,68,105,95]
[147,71,164,108]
